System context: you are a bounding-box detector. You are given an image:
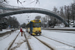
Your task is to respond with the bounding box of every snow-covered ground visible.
[25,31,50,50]
[0,30,19,50]
[10,32,28,50]
[0,29,75,50]
[0,33,10,41]
[36,36,74,50]
[0,29,11,34]
[42,30,75,47]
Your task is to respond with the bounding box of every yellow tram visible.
[26,20,41,35]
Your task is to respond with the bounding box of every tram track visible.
[25,29,75,50]
[42,35,75,48]
[34,35,75,50]
[7,32,20,50]
[25,31,74,50]
[34,36,55,50]
[7,31,32,50]
[25,31,54,50]
[7,30,74,50]
[23,32,32,50]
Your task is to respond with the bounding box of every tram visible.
[26,20,41,35]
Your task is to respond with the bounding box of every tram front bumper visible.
[32,32,41,35]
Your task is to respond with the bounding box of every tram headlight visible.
[39,30,41,32]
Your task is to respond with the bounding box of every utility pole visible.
[67,6,70,27]
[72,4,75,25]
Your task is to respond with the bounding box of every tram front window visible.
[33,23,41,27]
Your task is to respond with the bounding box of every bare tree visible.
[20,23,26,28]
[35,16,41,20]
[71,2,75,24]
[1,0,40,4]
[60,7,64,18]
[7,16,20,28]
[53,7,59,24]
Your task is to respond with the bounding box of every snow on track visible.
[42,30,75,47]
[0,34,10,41]
[0,29,75,50]
[0,30,19,50]
[10,29,50,50]
[10,32,28,50]
[36,36,74,50]
[25,31,50,50]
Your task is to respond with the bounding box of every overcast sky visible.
[7,0,73,24]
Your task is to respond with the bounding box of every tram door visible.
[30,22,33,34]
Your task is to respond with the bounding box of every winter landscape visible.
[0,0,75,50]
